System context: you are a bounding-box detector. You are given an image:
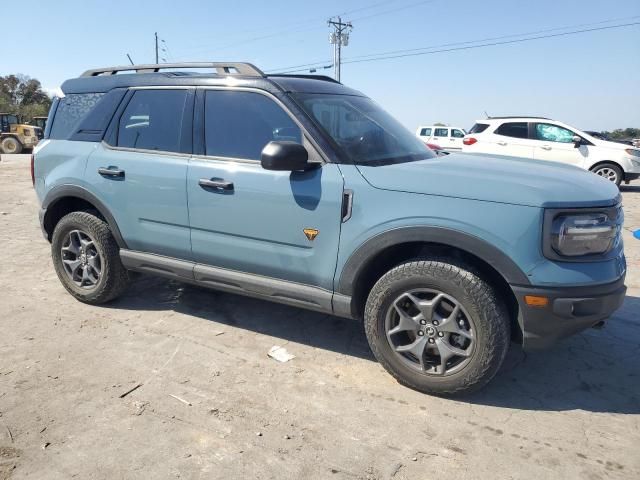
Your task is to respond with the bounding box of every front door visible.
[448,128,465,150]
[85,88,193,259]
[532,122,586,168]
[187,88,344,290]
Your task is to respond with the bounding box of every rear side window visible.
[434,128,448,137]
[204,90,301,160]
[495,122,528,139]
[49,93,104,139]
[468,123,489,134]
[420,127,432,136]
[117,89,187,152]
[451,129,465,138]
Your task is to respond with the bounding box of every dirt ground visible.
[0,153,638,479]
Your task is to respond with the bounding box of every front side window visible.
[434,128,449,137]
[117,89,187,152]
[495,122,528,139]
[535,123,575,143]
[204,90,301,160]
[294,94,435,166]
[420,127,432,136]
[451,129,465,138]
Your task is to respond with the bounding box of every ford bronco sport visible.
[33,63,627,395]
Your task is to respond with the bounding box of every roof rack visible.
[487,116,551,120]
[80,62,264,78]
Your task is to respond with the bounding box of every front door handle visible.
[541,145,552,150]
[199,178,234,191]
[497,141,507,146]
[98,167,125,178]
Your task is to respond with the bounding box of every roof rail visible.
[80,62,264,78]
[487,116,551,120]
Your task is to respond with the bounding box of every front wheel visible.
[364,258,510,396]
[591,163,623,186]
[1,136,23,154]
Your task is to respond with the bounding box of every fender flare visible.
[337,226,530,296]
[41,184,128,248]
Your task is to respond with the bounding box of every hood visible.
[356,153,620,208]
[590,138,635,151]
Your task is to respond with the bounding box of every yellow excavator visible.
[0,113,39,154]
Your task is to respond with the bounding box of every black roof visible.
[61,62,363,97]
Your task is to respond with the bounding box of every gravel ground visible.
[0,153,638,479]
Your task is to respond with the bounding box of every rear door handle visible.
[199,178,234,191]
[98,167,125,178]
[497,141,507,146]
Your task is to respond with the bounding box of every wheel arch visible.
[42,185,127,248]
[589,160,625,174]
[337,227,529,342]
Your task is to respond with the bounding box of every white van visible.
[416,125,467,150]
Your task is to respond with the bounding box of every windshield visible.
[7,115,18,125]
[294,94,435,166]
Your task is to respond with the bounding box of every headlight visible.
[544,206,623,259]
[625,148,640,158]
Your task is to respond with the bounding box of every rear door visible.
[488,121,535,159]
[186,88,344,290]
[85,88,193,259]
[431,127,449,148]
[532,122,586,168]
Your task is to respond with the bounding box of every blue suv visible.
[34,63,627,395]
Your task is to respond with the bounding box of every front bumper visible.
[512,276,626,350]
[624,172,640,183]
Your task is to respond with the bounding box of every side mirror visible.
[261,141,309,171]
[572,135,582,148]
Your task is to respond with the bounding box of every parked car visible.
[34,63,626,395]
[424,142,449,156]
[462,117,640,186]
[416,125,466,150]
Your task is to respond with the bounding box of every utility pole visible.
[328,17,352,82]
[155,32,159,64]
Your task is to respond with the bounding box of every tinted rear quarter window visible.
[49,93,104,139]
[420,127,432,136]
[468,123,489,134]
[117,89,187,152]
[204,90,301,160]
[451,129,465,138]
[494,122,528,139]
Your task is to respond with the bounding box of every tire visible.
[1,136,23,154]
[364,258,510,396]
[51,211,129,304]
[591,163,623,186]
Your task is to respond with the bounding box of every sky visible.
[2,0,639,131]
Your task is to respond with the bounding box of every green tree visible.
[0,74,52,122]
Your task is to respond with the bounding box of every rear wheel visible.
[591,163,622,186]
[1,136,23,154]
[364,258,510,396]
[51,211,129,304]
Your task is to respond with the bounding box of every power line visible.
[268,19,639,73]
[342,21,640,65]
[171,0,426,59]
[350,0,437,22]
